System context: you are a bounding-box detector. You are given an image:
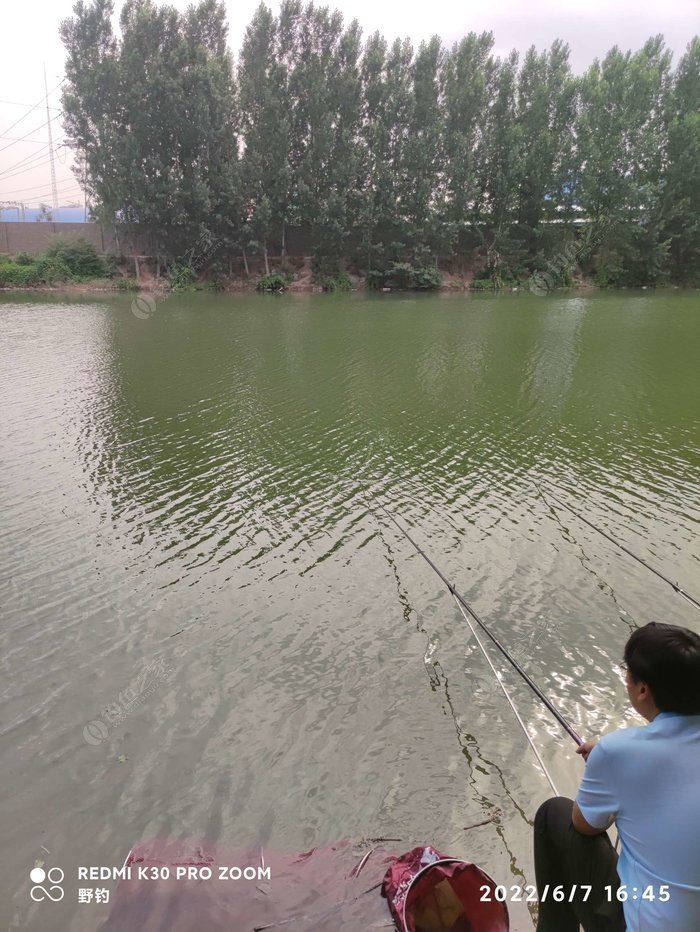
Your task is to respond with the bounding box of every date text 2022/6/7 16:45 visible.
[479,884,671,904]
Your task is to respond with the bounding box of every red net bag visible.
[381,845,509,932]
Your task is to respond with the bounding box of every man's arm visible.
[572,800,612,836]
[573,739,618,835]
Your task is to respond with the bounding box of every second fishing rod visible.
[375,500,583,754]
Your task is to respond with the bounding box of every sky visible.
[0,0,697,210]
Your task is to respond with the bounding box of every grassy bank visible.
[1,236,694,297]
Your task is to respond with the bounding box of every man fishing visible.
[534,621,700,932]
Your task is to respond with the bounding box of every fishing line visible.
[373,500,627,857]
[537,483,700,612]
[450,591,559,795]
[374,500,583,749]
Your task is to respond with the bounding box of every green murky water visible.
[1,289,698,930]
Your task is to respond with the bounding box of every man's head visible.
[623,622,700,720]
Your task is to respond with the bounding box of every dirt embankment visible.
[1,254,605,295]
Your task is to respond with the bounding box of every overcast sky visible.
[1,0,697,208]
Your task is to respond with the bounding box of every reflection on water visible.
[1,290,698,930]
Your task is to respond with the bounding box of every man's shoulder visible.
[598,714,700,758]
[597,722,647,756]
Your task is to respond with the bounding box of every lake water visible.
[1,289,698,930]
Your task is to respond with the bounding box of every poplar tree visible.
[62,0,239,268]
[358,31,391,272]
[661,38,700,282]
[382,37,415,259]
[443,32,495,259]
[478,51,521,277]
[404,36,450,264]
[61,1,700,285]
[60,1,123,241]
[238,2,287,271]
[516,42,576,232]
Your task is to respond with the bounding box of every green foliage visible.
[256,272,287,292]
[14,252,34,266]
[114,277,140,291]
[103,251,125,276]
[203,257,230,291]
[34,256,74,285]
[167,263,197,290]
[60,2,700,285]
[594,265,625,288]
[412,267,442,290]
[367,263,442,290]
[320,272,352,292]
[659,39,700,283]
[44,235,105,278]
[473,257,522,289]
[366,269,383,290]
[312,256,355,292]
[61,0,241,262]
[0,256,73,286]
[205,277,227,292]
[386,262,415,289]
[277,257,301,279]
[470,278,499,291]
[0,261,40,287]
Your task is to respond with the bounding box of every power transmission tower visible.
[43,64,59,211]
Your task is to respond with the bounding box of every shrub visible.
[14,252,34,266]
[312,254,341,282]
[256,272,287,292]
[44,235,105,278]
[470,278,498,290]
[412,267,442,290]
[277,257,300,279]
[366,263,441,291]
[34,256,73,285]
[167,263,196,290]
[366,269,384,290]
[205,278,227,292]
[470,263,520,289]
[385,262,415,289]
[320,272,352,292]
[594,264,624,288]
[202,258,229,291]
[0,261,41,286]
[114,278,141,291]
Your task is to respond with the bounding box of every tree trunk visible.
[156,256,161,279]
[263,243,270,276]
[242,249,249,277]
[281,220,286,257]
[134,255,140,281]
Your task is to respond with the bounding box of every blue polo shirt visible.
[576,712,700,931]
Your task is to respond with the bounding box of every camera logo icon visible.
[30,867,65,902]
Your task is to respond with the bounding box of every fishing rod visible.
[536,484,700,612]
[375,501,583,752]
[449,590,560,794]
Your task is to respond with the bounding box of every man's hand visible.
[576,739,597,762]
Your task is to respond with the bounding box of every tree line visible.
[61,0,700,286]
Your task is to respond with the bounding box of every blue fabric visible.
[576,712,700,931]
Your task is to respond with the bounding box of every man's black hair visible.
[624,622,700,714]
